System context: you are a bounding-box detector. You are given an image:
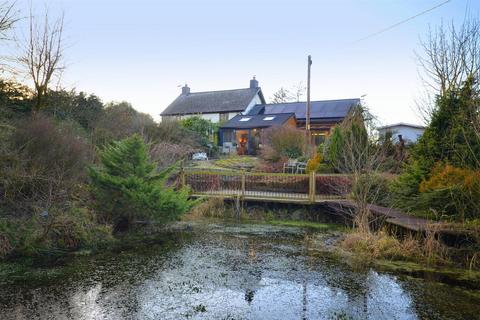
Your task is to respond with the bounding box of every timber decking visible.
[190,190,344,203]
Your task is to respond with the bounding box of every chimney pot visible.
[249,76,258,89]
[182,84,190,95]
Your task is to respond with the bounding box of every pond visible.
[0,221,479,320]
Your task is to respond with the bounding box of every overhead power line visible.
[354,0,452,43]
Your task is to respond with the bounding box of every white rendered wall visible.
[379,126,425,143]
[243,93,263,115]
[161,92,262,123]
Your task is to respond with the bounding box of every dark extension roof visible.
[161,88,265,116]
[248,98,360,120]
[220,113,295,129]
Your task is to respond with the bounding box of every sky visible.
[7,0,480,124]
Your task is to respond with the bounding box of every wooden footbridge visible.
[180,170,352,204]
[180,170,448,235]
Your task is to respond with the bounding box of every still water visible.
[0,221,479,320]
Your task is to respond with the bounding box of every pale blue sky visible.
[9,0,480,124]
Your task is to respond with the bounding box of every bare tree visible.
[417,18,480,97]
[270,82,306,104]
[0,1,16,40]
[326,105,388,233]
[290,81,305,102]
[18,8,65,111]
[0,1,18,73]
[270,87,290,104]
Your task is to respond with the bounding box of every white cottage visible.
[161,77,265,123]
[378,123,426,143]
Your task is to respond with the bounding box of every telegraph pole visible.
[306,55,312,152]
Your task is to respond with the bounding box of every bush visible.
[88,135,195,231]
[391,78,480,212]
[0,79,33,120]
[306,153,322,173]
[352,174,392,206]
[418,164,480,221]
[260,126,306,162]
[145,120,204,149]
[255,157,288,173]
[0,115,91,215]
[180,116,217,147]
[92,102,155,146]
[149,142,198,170]
[324,106,368,173]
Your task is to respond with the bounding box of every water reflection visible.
[0,222,478,319]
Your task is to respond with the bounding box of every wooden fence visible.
[180,170,352,203]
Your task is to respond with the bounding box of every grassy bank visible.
[338,229,480,272]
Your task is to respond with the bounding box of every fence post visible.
[309,171,316,203]
[241,170,246,199]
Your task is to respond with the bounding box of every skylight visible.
[239,117,251,122]
[263,116,275,121]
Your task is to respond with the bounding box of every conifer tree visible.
[88,134,193,231]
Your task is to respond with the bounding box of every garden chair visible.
[295,162,307,174]
[283,159,297,174]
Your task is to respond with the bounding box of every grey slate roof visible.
[161,88,265,116]
[249,98,360,120]
[220,113,295,129]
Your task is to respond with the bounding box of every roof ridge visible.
[235,112,295,117]
[261,98,360,106]
[378,122,426,129]
[186,87,257,95]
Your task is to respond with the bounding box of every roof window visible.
[263,116,275,121]
[239,117,251,122]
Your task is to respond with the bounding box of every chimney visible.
[249,76,258,89]
[181,84,190,95]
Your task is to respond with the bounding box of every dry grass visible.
[340,228,448,266]
[183,197,228,220]
[183,198,275,221]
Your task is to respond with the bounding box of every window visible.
[239,117,251,122]
[312,132,326,145]
[263,116,275,121]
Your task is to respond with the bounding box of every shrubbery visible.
[88,135,194,232]
[391,77,480,221]
[306,153,322,173]
[324,107,369,173]
[0,115,91,215]
[0,78,200,261]
[306,144,334,174]
[260,126,305,162]
[180,116,217,148]
[418,164,480,220]
[352,174,392,207]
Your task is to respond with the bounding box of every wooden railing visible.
[180,170,352,203]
